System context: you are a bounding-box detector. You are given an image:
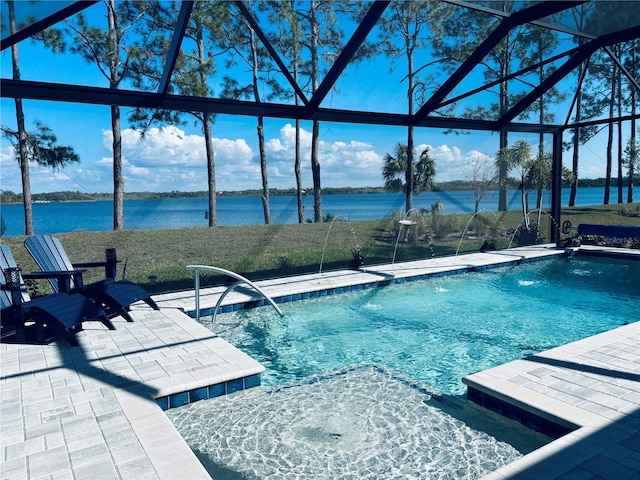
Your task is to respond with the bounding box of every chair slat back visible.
[24,235,77,292]
[0,244,30,308]
[0,245,13,309]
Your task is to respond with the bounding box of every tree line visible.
[2,1,638,235]
[2,177,626,206]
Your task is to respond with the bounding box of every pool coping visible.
[1,244,638,479]
[156,243,574,316]
[469,321,640,480]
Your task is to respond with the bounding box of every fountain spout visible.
[319,215,359,273]
[455,210,502,256]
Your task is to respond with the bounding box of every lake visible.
[0,187,614,236]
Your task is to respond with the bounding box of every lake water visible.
[0,187,612,236]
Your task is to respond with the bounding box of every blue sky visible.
[0,4,626,195]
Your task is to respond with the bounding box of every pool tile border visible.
[172,248,580,414]
[466,386,574,439]
[469,321,640,480]
[155,374,261,410]
[189,254,553,319]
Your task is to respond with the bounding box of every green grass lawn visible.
[3,203,638,295]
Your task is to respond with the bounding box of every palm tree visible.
[379,1,446,214]
[496,140,534,227]
[382,143,436,212]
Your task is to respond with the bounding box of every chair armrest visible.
[22,269,86,278]
[23,270,86,293]
[73,251,120,279]
[73,261,118,268]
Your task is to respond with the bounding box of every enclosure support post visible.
[551,130,563,245]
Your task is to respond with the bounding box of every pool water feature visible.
[168,256,639,479]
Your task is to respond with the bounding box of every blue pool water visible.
[206,255,639,395]
[168,256,639,479]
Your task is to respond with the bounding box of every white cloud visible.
[265,124,384,188]
[0,144,17,189]
[409,144,499,183]
[265,123,312,161]
[108,126,208,167]
[214,137,253,161]
[11,121,619,195]
[0,123,501,193]
[109,127,257,191]
[0,143,15,163]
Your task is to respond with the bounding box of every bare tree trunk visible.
[629,48,636,203]
[310,1,322,222]
[605,128,613,205]
[249,28,270,225]
[536,88,545,209]
[605,124,613,205]
[537,40,546,212]
[618,119,624,204]
[288,1,304,224]
[257,116,270,224]
[617,57,623,204]
[498,60,510,211]
[15,98,32,236]
[604,68,616,205]
[569,99,582,206]
[9,1,33,235]
[521,189,529,228]
[203,114,216,227]
[629,146,636,204]
[311,120,322,222]
[498,131,509,211]
[497,134,508,212]
[108,0,124,230]
[111,104,124,230]
[195,18,216,226]
[295,118,304,223]
[405,32,415,214]
[406,126,414,213]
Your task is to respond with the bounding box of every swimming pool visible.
[167,255,639,479]
[202,255,638,395]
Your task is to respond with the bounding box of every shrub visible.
[513,224,544,246]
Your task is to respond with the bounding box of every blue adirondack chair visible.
[1,244,114,346]
[24,235,159,323]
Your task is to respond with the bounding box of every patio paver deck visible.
[0,307,262,480]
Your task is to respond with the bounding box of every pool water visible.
[168,256,639,479]
[204,256,638,395]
